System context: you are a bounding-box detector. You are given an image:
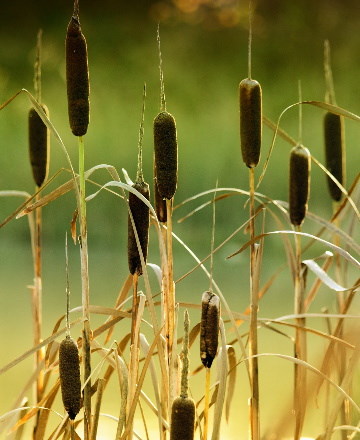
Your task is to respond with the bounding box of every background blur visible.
[0,0,359,438]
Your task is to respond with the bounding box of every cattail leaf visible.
[211,319,228,440]
[139,334,163,437]
[120,326,163,440]
[303,100,360,122]
[227,230,360,269]
[225,346,237,423]
[146,263,162,288]
[302,258,356,292]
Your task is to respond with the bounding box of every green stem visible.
[78,135,91,440]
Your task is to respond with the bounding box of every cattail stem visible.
[33,191,44,403]
[130,274,139,346]
[294,226,306,440]
[203,367,211,440]
[78,135,91,439]
[166,198,175,362]
[248,167,260,440]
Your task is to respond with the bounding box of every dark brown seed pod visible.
[65,12,90,137]
[153,111,178,200]
[289,144,311,227]
[28,105,49,187]
[239,78,262,168]
[170,396,195,440]
[59,336,81,420]
[128,180,150,276]
[324,112,345,202]
[200,291,220,368]
[154,162,167,223]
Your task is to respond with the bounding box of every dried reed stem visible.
[78,135,91,439]
[248,166,260,440]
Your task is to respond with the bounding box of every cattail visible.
[170,396,195,440]
[289,144,311,226]
[324,112,345,201]
[65,3,90,137]
[28,105,50,187]
[59,335,81,420]
[153,111,178,200]
[154,163,167,223]
[200,291,220,368]
[128,180,150,275]
[239,78,262,168]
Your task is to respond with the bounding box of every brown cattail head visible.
[170,396,195,440]
[289,144,311,227]
[324,112,345,202]
[200,291,220,368]
[65,8,90,137]
[153,111,178,200]
[128,181,150,276]
[28,105,50,187]
[59,335,81,420]
[154,162,167,223]
[239,78,262,168]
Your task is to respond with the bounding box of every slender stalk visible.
[78,135,91,440]
[33,192,44,403]
[248,167,259,440]
[166,198,175,362]
[294,227,306,440]
[203,367,211,440]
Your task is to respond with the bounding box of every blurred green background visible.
[0,0,359,438]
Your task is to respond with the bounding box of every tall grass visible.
[0,2,359,440]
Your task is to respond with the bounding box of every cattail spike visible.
[153,111,178,199]
[66,1,90,137]
[324,112,345,202]
[200,291,220,368]
[289,144,311,226]
[239,78,262,168]
[59,335,81,420]
[128,88,150,276]
[180,310,190,398]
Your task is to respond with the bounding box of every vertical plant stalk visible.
[166,198,175,359]
[31,29,46,412]
[203,367,211,440]
[293,228,306,440]
[248,166,260,440]
[324,40,348,434]
[78,134,92,439]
